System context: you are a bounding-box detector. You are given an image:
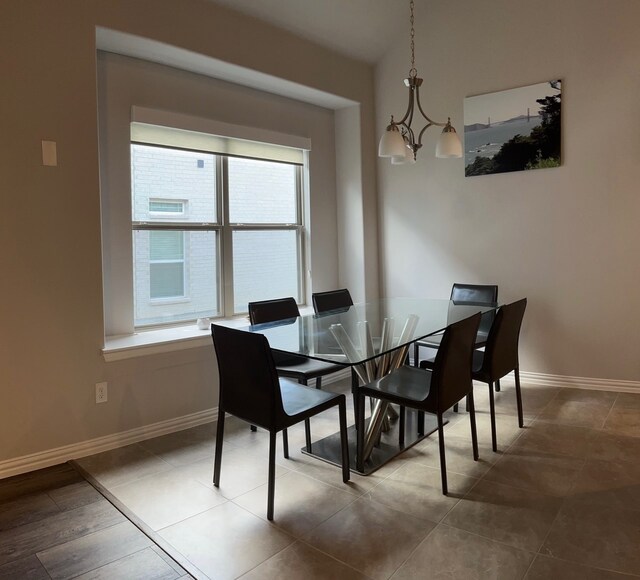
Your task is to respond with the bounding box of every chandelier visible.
[378,0,462,164]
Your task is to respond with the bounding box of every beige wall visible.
[0,0,377,465]
[376,0,640,380]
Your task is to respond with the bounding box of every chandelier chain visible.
[409,0,417,78]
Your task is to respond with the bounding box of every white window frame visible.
[220,155,305,316]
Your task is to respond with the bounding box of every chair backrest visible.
[450,283,498,304]
[312,289,354,314]
[451,283,498,337]
[481,298,527,380]
[211,324,284,428]
[429,313,481,412]
[248,297,300,325]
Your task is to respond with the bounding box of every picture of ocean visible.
[465,115,542,166]
[464,80,561,176]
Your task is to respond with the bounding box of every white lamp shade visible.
[379,127,407,157]
[435,128,463,158]
[391,143,416,165]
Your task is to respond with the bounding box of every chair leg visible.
[495,379,501,392]
[467,390,479,461]
[338,399,350,483]
[356,392,366,472]
[316,376,322,390]
[304,419,312,452]
[250,425,257,432]
[398,405,406,446]
[213,408,225,487]
[488,381,498,452]
[267,431,277,521]
[413,342,419,367]
[352,393,359,430]
[417,411,425,436]
[282,428,289,459]
[453,403,459,413]
[437,412,448,495]
[514,368,524,428]
[299,378,312,451]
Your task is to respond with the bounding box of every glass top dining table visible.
[241,297,498,474]
[245,297,497,366]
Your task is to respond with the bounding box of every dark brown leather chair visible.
[356,313,481,494]
[211,324,350,521]
[421,299,527,452]
[471,298,527,450]
[248,297,348,449]
[413,283,498,366]
[248,297,347,390]
[312,289,354,314]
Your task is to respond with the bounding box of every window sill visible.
[103,306,314,362]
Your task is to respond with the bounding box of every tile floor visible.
[0,463,190,579]
[74,379,640,580]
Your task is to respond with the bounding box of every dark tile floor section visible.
[0,463,191,579]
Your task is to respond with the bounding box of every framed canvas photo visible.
[464,80,561,176]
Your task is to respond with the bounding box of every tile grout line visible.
[217,499,371,580]
[528,384,594,569]
[387,521,441,579]
[33,553,53,580]
[222,488,366,580]
[69,460,203,580]
[598,391,620,431]
[56,545,158,580]
[29,519,132,579]
[295,539,379,580]
[226,472,361,540]
[438,383,579,569]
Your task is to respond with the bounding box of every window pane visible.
[131,144,217,223]
[133,230,219,326]
[228,158,297,224]
[150,230,184,261]
[150,262,184,299]
[233,230,299,313]
[150,200,184,214]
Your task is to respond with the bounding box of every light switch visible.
[42,140,57,166]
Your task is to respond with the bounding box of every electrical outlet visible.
[95,382,108,404]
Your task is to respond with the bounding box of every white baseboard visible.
[320,368,352,385]
[307,366,640,394]
[484,370,640,393]
[0,407,217,480]
[2,368,639,480]
[516,370,640,393]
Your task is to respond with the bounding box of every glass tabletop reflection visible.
[243,297,497,366]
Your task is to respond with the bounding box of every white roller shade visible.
[131,107,309,165]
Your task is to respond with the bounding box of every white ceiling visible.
[206,0,408,64]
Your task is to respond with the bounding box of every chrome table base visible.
[301,409,442,475]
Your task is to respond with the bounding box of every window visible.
[131,136,305,328]
[149,230,185,299]
[149,200,186,217]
